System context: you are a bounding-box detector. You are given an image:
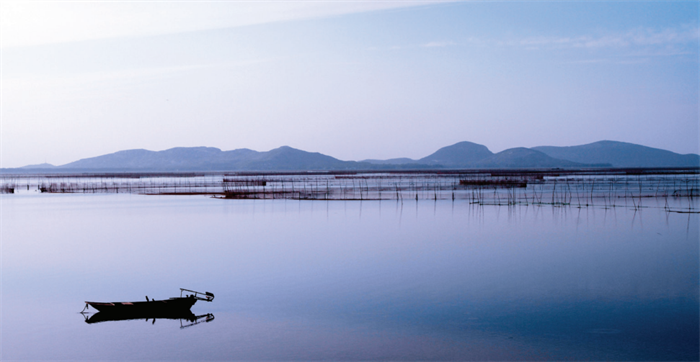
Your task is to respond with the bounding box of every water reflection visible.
[83,310,214,328]
[2,194,697,361]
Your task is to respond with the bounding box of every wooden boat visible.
[84,288,214,313]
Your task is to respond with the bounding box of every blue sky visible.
[2,1,698,167]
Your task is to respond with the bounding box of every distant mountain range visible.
[9,140,699,172]
[532,141,700,168]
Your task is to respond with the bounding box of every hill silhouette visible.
[418,141,494,167]
[533,141,699,168]
[62,146,368,171]
[475,148,586,168]
[9,140,698,172]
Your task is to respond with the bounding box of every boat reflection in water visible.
[82,288,215,328]
[84,310,215,328]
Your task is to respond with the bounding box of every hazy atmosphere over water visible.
[2,1,699,168]
[2,2,700,361]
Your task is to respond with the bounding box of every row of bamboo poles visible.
[2,174,698,211]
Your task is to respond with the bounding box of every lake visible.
[2,191,698,360]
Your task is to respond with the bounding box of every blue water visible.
[2,193,698,360]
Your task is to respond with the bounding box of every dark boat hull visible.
[86,297,196,313]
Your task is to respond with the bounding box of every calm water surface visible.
[2,193,698,360]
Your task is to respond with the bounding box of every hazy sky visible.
[2,0,698,167]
